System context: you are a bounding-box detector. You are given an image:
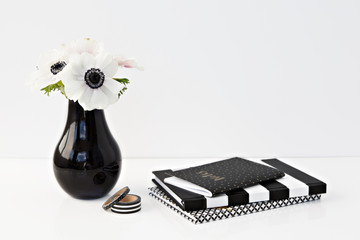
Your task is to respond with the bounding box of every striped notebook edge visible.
[262,159,327,195]
[149,186,322,224]
[152,158,326,211]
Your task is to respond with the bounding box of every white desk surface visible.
[0,157,358,240]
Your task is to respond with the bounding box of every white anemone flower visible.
[114,55,144,71]
[65,38,104,56]
[61,52,122,111]
[28,49,68,90]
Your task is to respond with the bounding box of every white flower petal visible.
[80,52,96,70]
[78,87,94,111]
[100,85,119,105]
[62,67,87,101]
[68,57,86,77]
[89,88,110,110]
[65,81,86,101]
[37,49,65,66]
[27,70,43,92]
[93,52,118,77]
[67,38,104,56]
[95,52,112,68]
[114,55,143,71]
[31,72,59,90]
[103,77,123,94]
[102,59,118,77]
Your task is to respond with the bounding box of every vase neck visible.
[64,100,111,143]
[67,100,105,122]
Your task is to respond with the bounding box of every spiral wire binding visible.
[148,186,322,224]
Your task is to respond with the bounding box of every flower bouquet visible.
[30,38,142,110]
[29,38,142,199]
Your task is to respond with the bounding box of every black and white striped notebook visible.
[152,158,326,211]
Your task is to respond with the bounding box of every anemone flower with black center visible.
[61,52,122,111]
[28,49,68,90]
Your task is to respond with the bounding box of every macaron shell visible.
[112,202,141,210]
[102,186,130,210]
[111,205,141,214]
[113,194,141,206]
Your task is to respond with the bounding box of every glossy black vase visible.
[53,100,121,199]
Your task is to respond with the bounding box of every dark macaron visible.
[102,186,130,210]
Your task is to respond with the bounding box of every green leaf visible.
[40,81,66,97]
[113,78,130,85]
[58,81,66,96]
[113,78,130,98]
[118,86,128,98]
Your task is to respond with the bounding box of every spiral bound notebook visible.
[149,186,322,224]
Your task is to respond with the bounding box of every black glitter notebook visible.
[163,157,285,197]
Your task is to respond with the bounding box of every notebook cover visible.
[152,158,326,211]
[262,158,327,195]
[149,186,322,224]
[169,157,285,196]
[152,169,207,211]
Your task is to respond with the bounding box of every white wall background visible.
[0,0,359,159]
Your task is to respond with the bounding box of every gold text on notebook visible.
[196,171,225,182]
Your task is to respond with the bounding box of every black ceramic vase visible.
[53,100,121,199]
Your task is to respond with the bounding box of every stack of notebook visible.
[149,157,326,224]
